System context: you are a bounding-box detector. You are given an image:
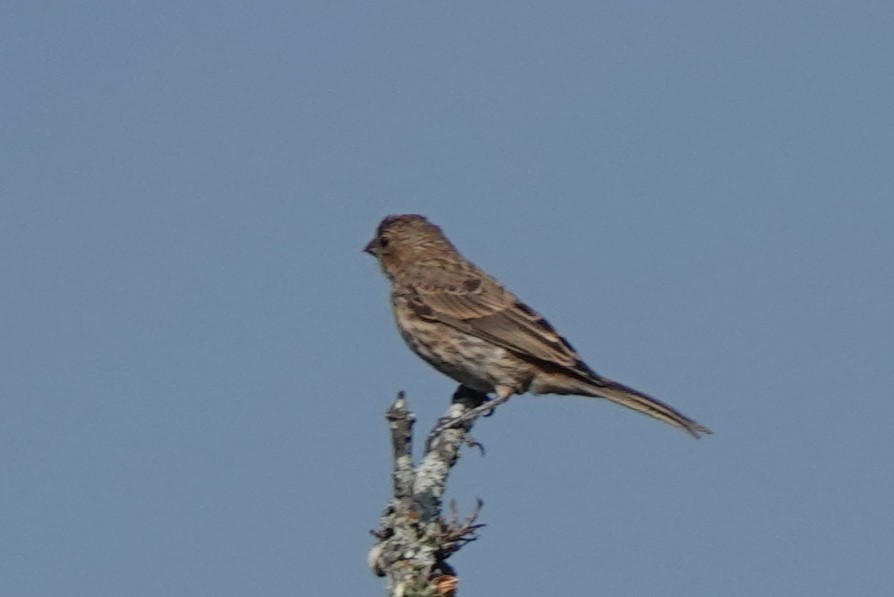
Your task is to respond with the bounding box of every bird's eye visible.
[379,237,390,249]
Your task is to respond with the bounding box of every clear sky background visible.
[2,2,892,596]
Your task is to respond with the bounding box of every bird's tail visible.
[552,371,712,438]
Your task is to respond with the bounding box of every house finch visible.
[364,214,711,438]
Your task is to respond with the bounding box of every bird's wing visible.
[403,264,582,368]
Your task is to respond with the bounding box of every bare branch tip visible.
[386,391,414,425]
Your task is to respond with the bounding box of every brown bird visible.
[364,214,711,438]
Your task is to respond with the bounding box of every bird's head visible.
[364,214,456,281]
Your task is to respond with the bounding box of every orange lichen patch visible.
[433,574,458,596]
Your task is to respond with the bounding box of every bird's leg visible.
[432,385,487,432]
[427,386,490,451]
[434,386,513,433]
[452,385,490,410]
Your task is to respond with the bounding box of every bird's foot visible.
[432,388,511,435]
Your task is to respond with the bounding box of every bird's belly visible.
[395,311,531,395]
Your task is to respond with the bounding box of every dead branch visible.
[369,387,488,596]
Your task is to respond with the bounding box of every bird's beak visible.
[363,239,377,255]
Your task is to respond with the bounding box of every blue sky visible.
[2,2,893,595]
